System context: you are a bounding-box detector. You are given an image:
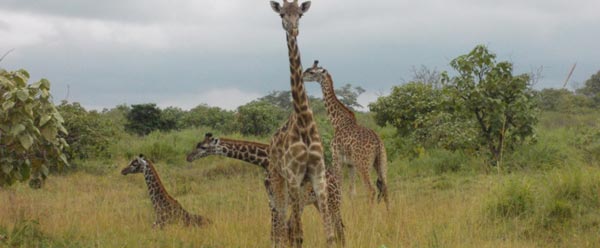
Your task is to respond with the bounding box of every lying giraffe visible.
[121,155,211,228]
[303,60,390,210]
[186,133,345,244]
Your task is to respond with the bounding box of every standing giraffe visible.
[269,1,337,247]
[303,60,390,210]
[121,155,211,228]
[186,133,345,243]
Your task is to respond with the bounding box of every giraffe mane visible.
[326,74,356,121]
[217,137,270,149]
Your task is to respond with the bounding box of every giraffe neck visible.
[286,33,314,128]
[214,138,270,169]
[142,162,175,210]
[319,73,357,129]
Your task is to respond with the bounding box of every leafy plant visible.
[0,68,69,187]
[445,45,538,166]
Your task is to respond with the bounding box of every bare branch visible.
[0,49,15,64]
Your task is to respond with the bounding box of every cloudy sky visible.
[1,0,598,111]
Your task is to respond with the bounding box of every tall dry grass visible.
[2,155,599,247]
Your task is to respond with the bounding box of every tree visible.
[236,100,286,136]
[125,104,162,135]
[334,84,365,111]
[182,104,237,132]
[0,68,69,187]
[58,101,116,160]
[576,70,600,106]
[160,106,185,131]
[259,90,293,111]
[537,88,591,112]
[446,45,537,166]
[369,81,476,150]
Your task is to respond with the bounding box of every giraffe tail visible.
[374,140,390,210]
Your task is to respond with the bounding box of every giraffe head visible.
[270,0,311,37]
[121,154,149,175]
[303,60,328,83]
[186,133,220,162]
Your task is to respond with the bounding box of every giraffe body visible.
[121,155,211,228]
[187,133,345,244]
[304,61,390,210]
[269,1,337,247]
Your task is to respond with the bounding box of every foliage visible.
[236,100,286,136]
[369,81,477,151]
[576,70,600,106]
[160,106,185,131]
[334,83,365,110]
[446,45,538,165]
[536,88,591,113]
[258,90,292,111]
[0,68,69,187]
[125,103,162,136]
[182,104,237,132]
[57,101,117,160]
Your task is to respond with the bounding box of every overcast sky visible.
[1,0,598,111]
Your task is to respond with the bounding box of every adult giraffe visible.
[268,1,337,247]
[303,61,390,210]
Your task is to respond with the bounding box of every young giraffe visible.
[121,155,211,228]
[186,133,345,244]
[303,60,390,210]
[269,1,337,247]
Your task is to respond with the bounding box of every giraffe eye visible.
[280,14,284,17]
[299,14,303,17]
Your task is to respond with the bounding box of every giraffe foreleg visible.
[269,172,288,248]
[309,160,335,246]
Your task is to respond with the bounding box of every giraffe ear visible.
[139,154,145,159]
[205,133,213,138]
[270,1,281,13]
[300,1,311,13]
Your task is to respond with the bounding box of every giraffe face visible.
[270,0,311,37]
[303,60,327,84]
[121,155,148,175]
[186,133,220,162]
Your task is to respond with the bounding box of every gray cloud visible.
[0,0,598,110]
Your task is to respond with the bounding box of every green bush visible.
[236,100,286,136]
[58,101,118,160]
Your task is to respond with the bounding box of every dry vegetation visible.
[2,155,600,247]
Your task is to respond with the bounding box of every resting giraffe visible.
[303,60,390,210]
[121,155,211,228]
[269,1,337,247]
[186,133,345,243]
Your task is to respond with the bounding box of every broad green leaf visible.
[18,133,34,149]
[16,89,29,102]
[41,127,57,140]
[39,114,52,126]
[40,164,49,177]
[2,101,15,111]
[1,164,13,174]
[10,123,26,135]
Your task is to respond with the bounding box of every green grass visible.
[1,111,600,247]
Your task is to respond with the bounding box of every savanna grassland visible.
[1,111,600,248]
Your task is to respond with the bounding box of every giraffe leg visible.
[357,160,377,203]
[309,161,335,246]
[270,172,288,248]
[288,184,304,248]
[347,163,357,197]
[327,151,345,245]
